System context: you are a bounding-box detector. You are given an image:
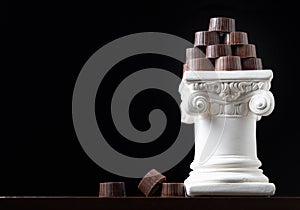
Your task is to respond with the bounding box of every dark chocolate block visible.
[215,56,242,71]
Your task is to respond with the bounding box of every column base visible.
[184,182,275,196]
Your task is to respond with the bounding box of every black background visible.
[3,1,300,196]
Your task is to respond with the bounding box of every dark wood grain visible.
[1,196,299,210]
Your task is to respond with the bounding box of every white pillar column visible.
[179,70,275,196]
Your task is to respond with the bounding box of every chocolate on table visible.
[99,182,126,197]
[186,58,214,71]
[161,183,185,197]
[215,56,242,71]
[186,47,205,62]
[138,169,166,196]
[224,32,248,45]
[242,57,263,70]
[206,44,232,58]
[194,31,220,46]
[233,44,257,58]
[209,17,236,32]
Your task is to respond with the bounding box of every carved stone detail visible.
[210,102,249,117]
[183,75,274,118]
[187,92,250,117]
[249,90,274,116]
[190,95,209,113]
[192,81,269,101]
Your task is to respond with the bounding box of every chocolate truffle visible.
[186,47,205,62]
[99,182,126,197]
[233,44,257,58]
[138,169,166,196]
[215,56,242,71]
[206,44,232,58]
[194,31,220,46]
[186,58,214,71]
[209,17,236,32]
[161,183,185,197]
[242,57,263,70]
[224,32,248,45]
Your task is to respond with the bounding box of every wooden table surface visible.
[1,196,300,210]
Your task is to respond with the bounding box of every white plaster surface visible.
[179,70,275,196]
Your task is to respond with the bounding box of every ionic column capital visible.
[179,70,274,121]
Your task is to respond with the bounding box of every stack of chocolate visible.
[184,17,263,73]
